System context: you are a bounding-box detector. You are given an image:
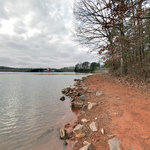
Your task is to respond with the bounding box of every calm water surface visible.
[0,74,87,150]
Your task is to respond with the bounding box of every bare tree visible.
[74,0,150,79]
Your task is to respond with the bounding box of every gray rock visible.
[83,87,88,91]
[77,92,83,96]
[60,128,67,140]
[108,137,122,150]
[73,124,84,134]
[79,145,89,150]
[107,134,116,138]
[82,77,86,80]
[101,128,104,134]
[71,102,84,109]
[81,110,86,114]
[88,102,97,110]
[78,95,86,101]
[81,118,89,123]
[89,122,98,132]
[86,90,92,93]
[60,96,65,101]
[75,132,86,138]
[81,83,86,87]
[96,91,103,96]
[83,141,90,145]
[74,79,80,81]
[116,97,120,100]
[82,104,87,110]
[79,141,93,150]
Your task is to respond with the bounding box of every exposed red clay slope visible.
[75,74,150,150]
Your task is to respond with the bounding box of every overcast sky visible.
[0,0,99,68]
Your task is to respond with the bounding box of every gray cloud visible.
[0,0,99,68]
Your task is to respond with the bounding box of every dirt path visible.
[74,74,150,150]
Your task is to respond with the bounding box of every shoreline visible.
[60,73,150,150]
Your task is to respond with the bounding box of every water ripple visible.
[0,74,86,150]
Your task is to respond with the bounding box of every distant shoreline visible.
[0,72,92,75]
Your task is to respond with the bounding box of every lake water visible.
[0,73,87,150]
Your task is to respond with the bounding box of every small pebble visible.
[101,128,104,135]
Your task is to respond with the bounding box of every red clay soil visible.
[73,74,150,150]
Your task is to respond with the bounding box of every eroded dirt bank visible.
[61,74,150,150]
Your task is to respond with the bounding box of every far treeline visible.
[74,0,150,81]
[75,62,100,73]
[0,66,60,72]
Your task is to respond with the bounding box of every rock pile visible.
[61,78,90,109]
[59,77,110,149]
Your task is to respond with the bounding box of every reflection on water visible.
[0,74,86,150]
